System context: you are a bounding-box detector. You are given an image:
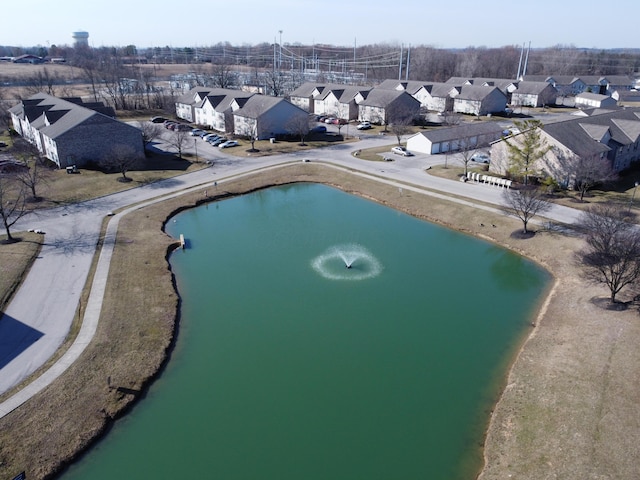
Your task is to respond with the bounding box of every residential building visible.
[453,85,507,116]
[377,79,459,112]
[192,89,254,133]
[9,93,144,169]
[490,108,640,186]
[357,89,420,124]
[511,81,558,107]
[289,83,327,113]
[232,95,309,140]
[312,84,373,120]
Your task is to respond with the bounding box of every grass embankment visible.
[0,164,639,480]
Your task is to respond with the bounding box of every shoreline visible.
[1,163,638,479]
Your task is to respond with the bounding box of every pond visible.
[62,183,549,480]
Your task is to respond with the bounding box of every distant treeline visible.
[2,42,639,82]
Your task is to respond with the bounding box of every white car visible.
[391,146,414,157]
[218,140,239,149]
[471,152,490,163]
[357,122,372,130]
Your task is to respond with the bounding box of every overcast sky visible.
[2,0,638,50]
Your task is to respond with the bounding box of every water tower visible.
[72,31,89,47]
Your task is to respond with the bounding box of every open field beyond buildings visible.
[0,162,639,479]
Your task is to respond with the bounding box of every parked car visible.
[471,152,490,163]
[219,140,239,149]
[391,146,414,157]
[357,121,372,130]
[324,117,336,124]
[310,125,327,133]
[190,129,205,136]
[204,133,222,142]
[150,116,167,123]
[209,137,227,146]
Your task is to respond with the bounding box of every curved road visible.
[0,133,584,417]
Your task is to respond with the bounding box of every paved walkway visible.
[0,134,585,417]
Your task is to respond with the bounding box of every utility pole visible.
[278,30,283,71]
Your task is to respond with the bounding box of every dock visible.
[179,234,185,249]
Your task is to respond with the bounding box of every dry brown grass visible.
[0,232,43,311]
[15,153,207,209]
[0,159,639,479]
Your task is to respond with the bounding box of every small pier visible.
[179,234,186,249]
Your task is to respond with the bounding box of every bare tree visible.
[502,186,552,234]
[263,69,286,97]
[572,155,618,201]
[211,62,238,89]
[576,203,640,303]
[12,141,50,201]
[503,119,550,186]
[442,110,462,126]
[167,129,191,160]
[286,115,311,145]
[0,174,28,242]
[21,67,59,96]
[234,118,259,151]
[99,145,141,182]
[136,121,164,151]
[456,134,477,179]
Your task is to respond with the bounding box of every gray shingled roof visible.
[412,121,504,143]
[358,89,412,107]
[514,81,556,95]
[543,108,640,156]
[233,95,288,118]
[289,82,326,98]
[10,93,128,140]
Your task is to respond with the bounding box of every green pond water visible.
[62,183,549,480]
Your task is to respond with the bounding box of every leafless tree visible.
[12,140,50,201]
[211,62,238,89]
[286,115,312,145]
[456,135,477,179]
[0,174,28,242]
[167,129,191,160]
[99,145,141,181]
[502,186,552,234]
[572,155,618,201]
[21,67,59,96]
[575,203,640,303]
[136,121,164,151]
[263,69,286,97]
[442,111,462,126]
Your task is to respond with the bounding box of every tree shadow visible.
[590,296,630,311]
[509,230,537,239]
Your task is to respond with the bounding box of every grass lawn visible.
[21,152,208,209]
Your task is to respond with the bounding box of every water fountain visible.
[311,244,382,280]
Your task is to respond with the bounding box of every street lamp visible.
[629,180,639,213]
[194,138,198,163]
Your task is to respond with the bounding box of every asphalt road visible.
[0,133,585,416]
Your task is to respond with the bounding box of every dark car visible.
[151,116,167,123]
[310,125,327,133]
